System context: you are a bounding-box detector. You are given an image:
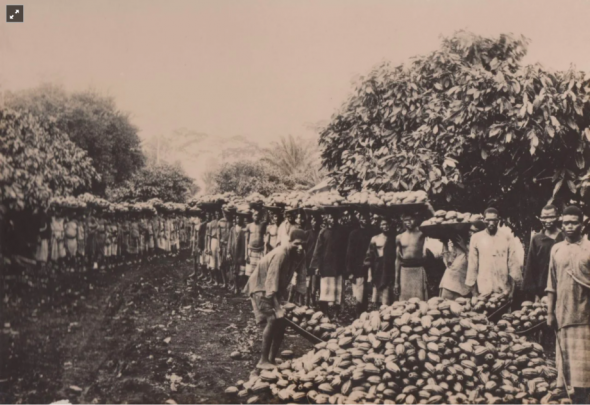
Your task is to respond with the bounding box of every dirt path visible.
[1,253,313,404]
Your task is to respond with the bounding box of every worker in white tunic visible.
[466,208,522,296]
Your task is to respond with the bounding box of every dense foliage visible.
[0,108,98,210]
[261,135,325,189]
[204,161,293,197]
[106,162,199,203]
[6,84,145,194]
[320,31,590,235]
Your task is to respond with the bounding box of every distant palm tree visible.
[261,135,324,187]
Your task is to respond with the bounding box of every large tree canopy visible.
[320,31,590,235]
[204,161,296,197]
[6,84,145,194]
[0,108,98,211]
[106,162,199,204]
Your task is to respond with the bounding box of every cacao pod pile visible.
[192,192,235,206]
[421,211,483,226]
[266,191,310,209]
[245,192,265,205]
[458,293,511,316]
[226,297,560,404]
[497,301,548,333]
[346,190,385,206]
[346,190,428,206]
[284,303,337,340]
[304,191,346,208]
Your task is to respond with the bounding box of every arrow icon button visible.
[6,5,23,22]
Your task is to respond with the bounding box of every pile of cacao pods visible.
[346,190,429,206]
[421,211,483,226]
[456,293,511,317]
[226,297,561,404]
[284,303,337,341]
[497,301,548,333]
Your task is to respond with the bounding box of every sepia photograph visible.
[1,0,590,404]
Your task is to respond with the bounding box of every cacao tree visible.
[0,107,98,211]
[205,161,292,197]
[6,84,145,194]
[0,108,98,258]
[106,162,199,203]
[320,31,590,236]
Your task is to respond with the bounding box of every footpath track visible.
[1,254,312,404]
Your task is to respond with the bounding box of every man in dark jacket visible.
[346,209,376,317]
[523,205,564,301]
[310,211,348,315]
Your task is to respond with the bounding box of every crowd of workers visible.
[26,204,194,273]
[225,202,589,403]
[6,195,589,402]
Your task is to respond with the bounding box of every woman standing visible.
[108,212,119,268]
[86,208,99,270]
[128,212,140,263]
[50,207,66,272]
[103,211,113,268]
[164,212,172,256]
[148,209,157,260]
[64,209,79,272]
[76,209,86,270]
[35,207,51,270]
[95,210,107,270]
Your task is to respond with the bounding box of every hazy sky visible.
[2,0,590,145]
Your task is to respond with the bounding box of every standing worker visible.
[395,211,429,301]
[244,209,267,279]
[439,221,486,300]
[365,217,397,309]
[277,208,300,248]
[264,210,281,255]
[523,205,564,302]
[345,209,376,316]
[304,210,322,306]
[466,208,522,297]
[546,205,590,404]
[310,210,347,316]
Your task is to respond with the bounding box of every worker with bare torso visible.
[245,209,267,278]
[395,212,429,301]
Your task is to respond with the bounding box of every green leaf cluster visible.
[320,31,590,234]
[0,108,98,211]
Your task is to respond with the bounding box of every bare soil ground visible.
[0,251,313,404]
[1,252,556,404]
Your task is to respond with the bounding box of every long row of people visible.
[31,204,194,272]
